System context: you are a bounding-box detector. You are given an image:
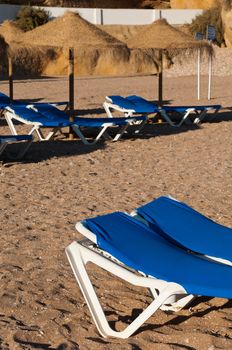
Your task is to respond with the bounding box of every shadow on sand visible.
[1,109,232,164]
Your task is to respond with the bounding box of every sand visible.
[0,73,232,349]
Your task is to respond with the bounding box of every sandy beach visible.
[1,73,232,349]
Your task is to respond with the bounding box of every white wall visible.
[161,9,203,24]
[0,4,21,22]
[0,4,203,25]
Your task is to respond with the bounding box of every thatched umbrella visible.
[14,12,129,125]
[0,21,23,102]
[127,18,213,104]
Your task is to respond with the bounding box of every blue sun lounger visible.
[4,104,147,144]
[133,196,232,264]
[0,134,33,159]
[104,95,221,126]
[66,211,232,339]
[0,91,68,110]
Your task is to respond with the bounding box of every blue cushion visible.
[137,196,232,262]
[0,92,10,108]
[85,212,232,299]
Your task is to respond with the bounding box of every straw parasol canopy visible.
[19,11,127,50]
[127,18,213,103]
[127,18,212,52]
[14,11,129,128]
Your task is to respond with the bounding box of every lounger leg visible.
[133,120,147,134]
[160,295,195,312]
[4,113,19,135]
[66,241,187,339]
[72,125,100,145]
[103,102,134,119]
[176,109,194,127]
[148,286,194,312]
[209,107,221,122]
[159,109,195,127]
[159,111,176,127]
[72,125,121,145]
[33,127,58,141]
[193,110,207,125]
[16,138,33,159]
[112,124,129,141]
[0,143,8,157]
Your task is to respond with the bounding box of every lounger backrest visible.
[7,105,72,127]
[137,196,232,262]
[108,95,158,113]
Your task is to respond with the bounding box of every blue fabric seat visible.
[136,196,232,262]
[85,211,232,299]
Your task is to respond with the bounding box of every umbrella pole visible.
[208,51,212,100]
[68,47,75,139]
[158,50,163,106]
[197,48,201,100]
[8,56,13,103]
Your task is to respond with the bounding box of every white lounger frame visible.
[65,221,188,339]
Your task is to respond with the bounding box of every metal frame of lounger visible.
[66,222,187,339]
[163,105,221,125]
[0,135,33,159]
[72,116,147,145]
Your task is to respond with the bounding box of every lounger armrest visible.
[75,221,97,243]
